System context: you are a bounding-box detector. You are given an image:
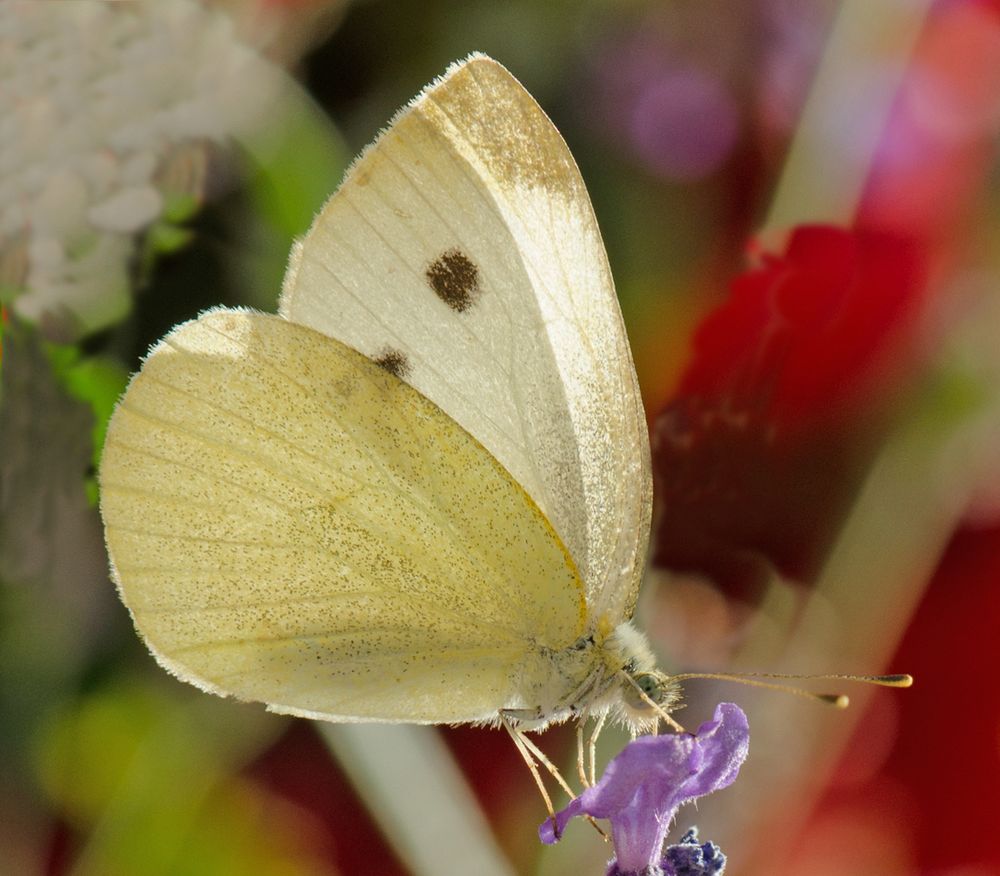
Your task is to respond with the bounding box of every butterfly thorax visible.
[509,620,681,733]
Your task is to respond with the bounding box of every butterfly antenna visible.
[669,671,913,709]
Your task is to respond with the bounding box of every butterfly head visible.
[601,622,684,733]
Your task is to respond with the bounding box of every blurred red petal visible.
[651,226,928,603]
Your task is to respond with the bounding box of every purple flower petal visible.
[541,704,748,875]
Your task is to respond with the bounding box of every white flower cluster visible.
[0,0,282,337]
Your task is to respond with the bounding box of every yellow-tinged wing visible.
[99,309,586,724]
[280,54,651,623]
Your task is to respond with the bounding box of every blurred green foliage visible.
[35,681,317,876]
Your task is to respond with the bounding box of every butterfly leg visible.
[501,714,576,799]
[575,712,606,788]
[587,712,607,787]
[576,722,588,787]
[500,712,558,833]
[502,711,608,841]
[500,706,545,727]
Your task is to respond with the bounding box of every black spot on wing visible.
[426,249,480,313]
[373,348,411,380]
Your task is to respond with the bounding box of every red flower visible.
[651,226,927,605]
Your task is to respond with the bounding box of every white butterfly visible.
[99,53,675,737]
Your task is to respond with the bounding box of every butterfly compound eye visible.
[637,672,660,696]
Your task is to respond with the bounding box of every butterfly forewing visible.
[100,309,587,723]
[280,55,651,624]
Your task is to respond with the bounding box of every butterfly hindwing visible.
[99,309,587,723]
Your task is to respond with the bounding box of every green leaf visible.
[44,340,128,502]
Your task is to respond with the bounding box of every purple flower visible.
[540,703,749,876]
